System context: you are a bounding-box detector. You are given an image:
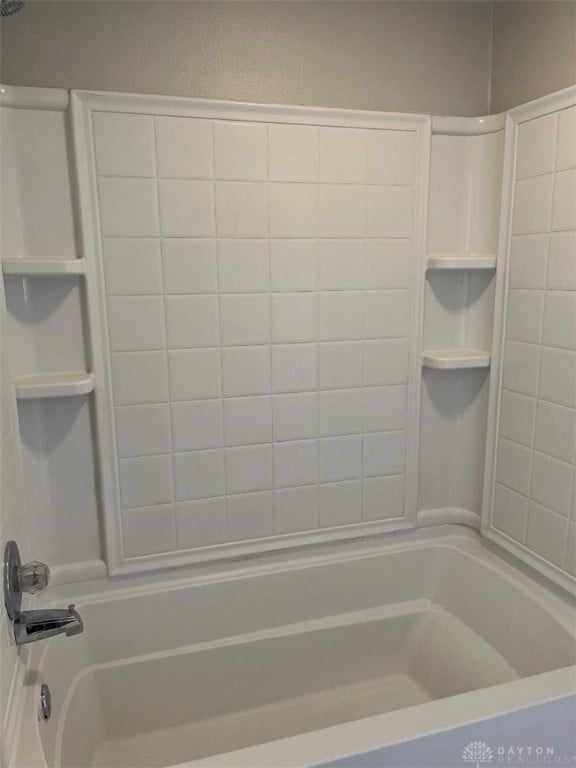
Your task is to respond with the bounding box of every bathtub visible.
[10,527,576,768]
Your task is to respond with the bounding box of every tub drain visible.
[39,683,51,721]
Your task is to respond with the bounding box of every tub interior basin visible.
[60,599,520,768]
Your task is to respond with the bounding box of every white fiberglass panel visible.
[483,87,576,592]
[72,92,430,575]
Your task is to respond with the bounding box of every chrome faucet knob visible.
[16,561,50,594]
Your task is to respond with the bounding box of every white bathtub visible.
[11,528,576,768]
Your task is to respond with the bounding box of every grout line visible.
[152,116,177,552]
[361,131,369,523]
[102,233,416,241]
[495,477,572,522]
[97,172,414,188]
[501,384,575,410]
[500,336,576,353]
[265,123,279,534]
[314,126,321,529]
[117,427,408,457]
[118,473,406,513]
[107,288,412,298]
[499,435,575,470]
[210,119,230,545]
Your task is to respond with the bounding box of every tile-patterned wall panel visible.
[85,101,427,570]
[491,103,576,582]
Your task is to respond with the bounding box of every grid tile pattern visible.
[92,111,419,559]
[493,106,576,576]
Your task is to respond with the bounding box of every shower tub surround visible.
[1,83,575,768]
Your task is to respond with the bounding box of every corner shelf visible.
[427,254,497,271]
[15,372,95,400]
[422,349,491,370]
[2,259,86,277]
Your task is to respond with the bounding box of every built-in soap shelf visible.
[15,372,95,400]
[422,349,491,370]
[2,259,86,277]
[426,254,496,271]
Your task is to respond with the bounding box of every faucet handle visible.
[16,561,50,595]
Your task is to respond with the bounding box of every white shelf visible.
[16,372,95,400]
[427,254,497,270]
[2,259,86,277]
[422,349,491,370]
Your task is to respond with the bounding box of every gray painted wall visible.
[0,2,575,113]
[491,1,576,113]
[0,1,493,116]
[2,2,575,116]
[3,1,574,116]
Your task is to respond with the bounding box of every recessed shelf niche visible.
[418,121,504,518]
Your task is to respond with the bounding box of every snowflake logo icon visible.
[462,741,494,767]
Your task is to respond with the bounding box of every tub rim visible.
[39,527,576,627]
